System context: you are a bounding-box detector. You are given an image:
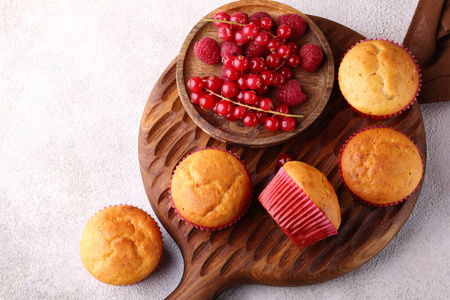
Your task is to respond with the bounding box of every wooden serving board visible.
[138,15,427,300]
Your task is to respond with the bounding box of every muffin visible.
[258,161,341,250]
[170,148,252,230]
[338,39,420,119]
[339,127,423,206]
[80,205,163,286]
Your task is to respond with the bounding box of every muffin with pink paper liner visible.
[80,205,163,286]
[170,148,252,231]
[338,39,421,119]
[339,127,423,207]
[258,161,341,250]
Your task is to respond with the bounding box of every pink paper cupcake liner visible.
[258,167,338,250]
[338,126,424,207]
[169,147,253,231]
[90,204,163,285]
[339,38,422,120]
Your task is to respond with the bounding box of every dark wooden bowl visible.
[139,2,427,299]
[176,0,334,148]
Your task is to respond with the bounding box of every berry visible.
[260,70,274,85]
[194,37,220,65]
[236,74,248,90]
[203,75,222,92]
[274,104,290,115]
[199,94,215,109]
[243,90,258,105]
[230,12,248,30]
[266,53,281,69]
[235,89,245,103]
[251,11,271,20]
[249,57,266,73]
[221,81,238,98]
[286,54,300,67]
[254,32,270,46]
[220,40,243,58]
[242,112,258,127]
[213,11,230,28]
[299,43,323,72]
[277,154,293,167]
[277,24,292,39]
[272,72,285,87]
[216,100,233,116]
[187,76,204,92]
[222,54,235,68]
[232,55,249,71]
[276,45,291,59]
[256,111,269,124]
[286,42,299,55]
[255,84,269,95]
[242,24,259,39]
[190,91,204,105]
[221,66,239,81]
[278,66,293,81]
[258,97,273,111]
[260,17,273,31]
[277,14,307,40]
[247,17,261,28]
[264,116,281,131]
[244,39,270,60]
[267,38,281,52]
[232,105,246,119]
[246,74,262,90]
[234,30,249,45]
[281,117,296,131]
[276,79,306,106]
[218,24,234,42]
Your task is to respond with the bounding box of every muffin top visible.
[283,161,341,230]
[80,205,163,286]
[171,149,252,229]
[340,128,423,205]
[338,40,420,116]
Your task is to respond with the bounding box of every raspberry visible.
[220,40,243,58]
[276,79,306,107]
[277,14,306,40]
[250,11,271,20]
[299,43,323,72]
[194,37,220,65]
[244,39,270,60]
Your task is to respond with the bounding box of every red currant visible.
[216,100,233,116]
[242,112,258,127]
[242,24,259,39]
[222,54,235,68]
[266,53,281,69]
[256,111,269,124]
[255,84,269,95]
[243,90,258,105]
[234,30,249,45]
[246,74,262,90]
[272,72,285,87]
[281,117,296,131]
[221,81,238,98]
[276,45,291,59]
[258,98,273,111]
[278,67,293,81]
[286,54,300,68]
[199,94,215,109]
[230,12,248,30]
[260,17,273,30]
[274,104,290,115]
[277,24,292,39]
[254,32,269,46]
[187,76,204,92]
[190,91,204,105]
[286,42,299,55]
[232,105,246,119]
[203,76,222,92]
[264,116,281,131]
[248,17,261,27]
[236,75,248,90]
[235,89,245,103]
[213,11,230,28]
[223,67,239,81]
[277,154,293,167]
[267,38,281,52]
[218,24,234,42]
[249,57,266,73]
[260,70,274,85]
[232,55,249,72]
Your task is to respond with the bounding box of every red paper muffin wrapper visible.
[92,204,163,285]
[338,126,424,207]
[169,147,253,231]
[339,38,422,120]
[258,167,338,250]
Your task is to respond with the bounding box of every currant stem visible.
[203,18,244,26]
[205,88,303,118]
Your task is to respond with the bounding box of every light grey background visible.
[1,0,449,299]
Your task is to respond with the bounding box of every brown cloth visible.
[403,0,450,103]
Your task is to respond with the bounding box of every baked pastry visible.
[338,39,420,119]
[80,205,163,286]
[339,127,423,206]
[170,148,252,230]
[258,161,341,249]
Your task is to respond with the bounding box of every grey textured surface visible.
[1,0,449,299]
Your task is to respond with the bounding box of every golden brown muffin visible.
[170,149,252,229]
[80,205,163,286]
[340,127,423,206]
[283,161,341,230]
[338,40,420,118]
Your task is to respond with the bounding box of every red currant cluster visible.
[187,11,323,132]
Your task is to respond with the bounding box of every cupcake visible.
[170,148,252,230]
[258,161,341,250]
[338,39,420,119]
[339,127,423,206]
[80,205,163,286]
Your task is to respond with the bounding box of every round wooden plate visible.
[139,4,427,300]
[176,0,334,148]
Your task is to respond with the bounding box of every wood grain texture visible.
[139,11,427,300]
[176,0,334,147]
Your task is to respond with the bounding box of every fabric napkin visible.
[403,0,450,103]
